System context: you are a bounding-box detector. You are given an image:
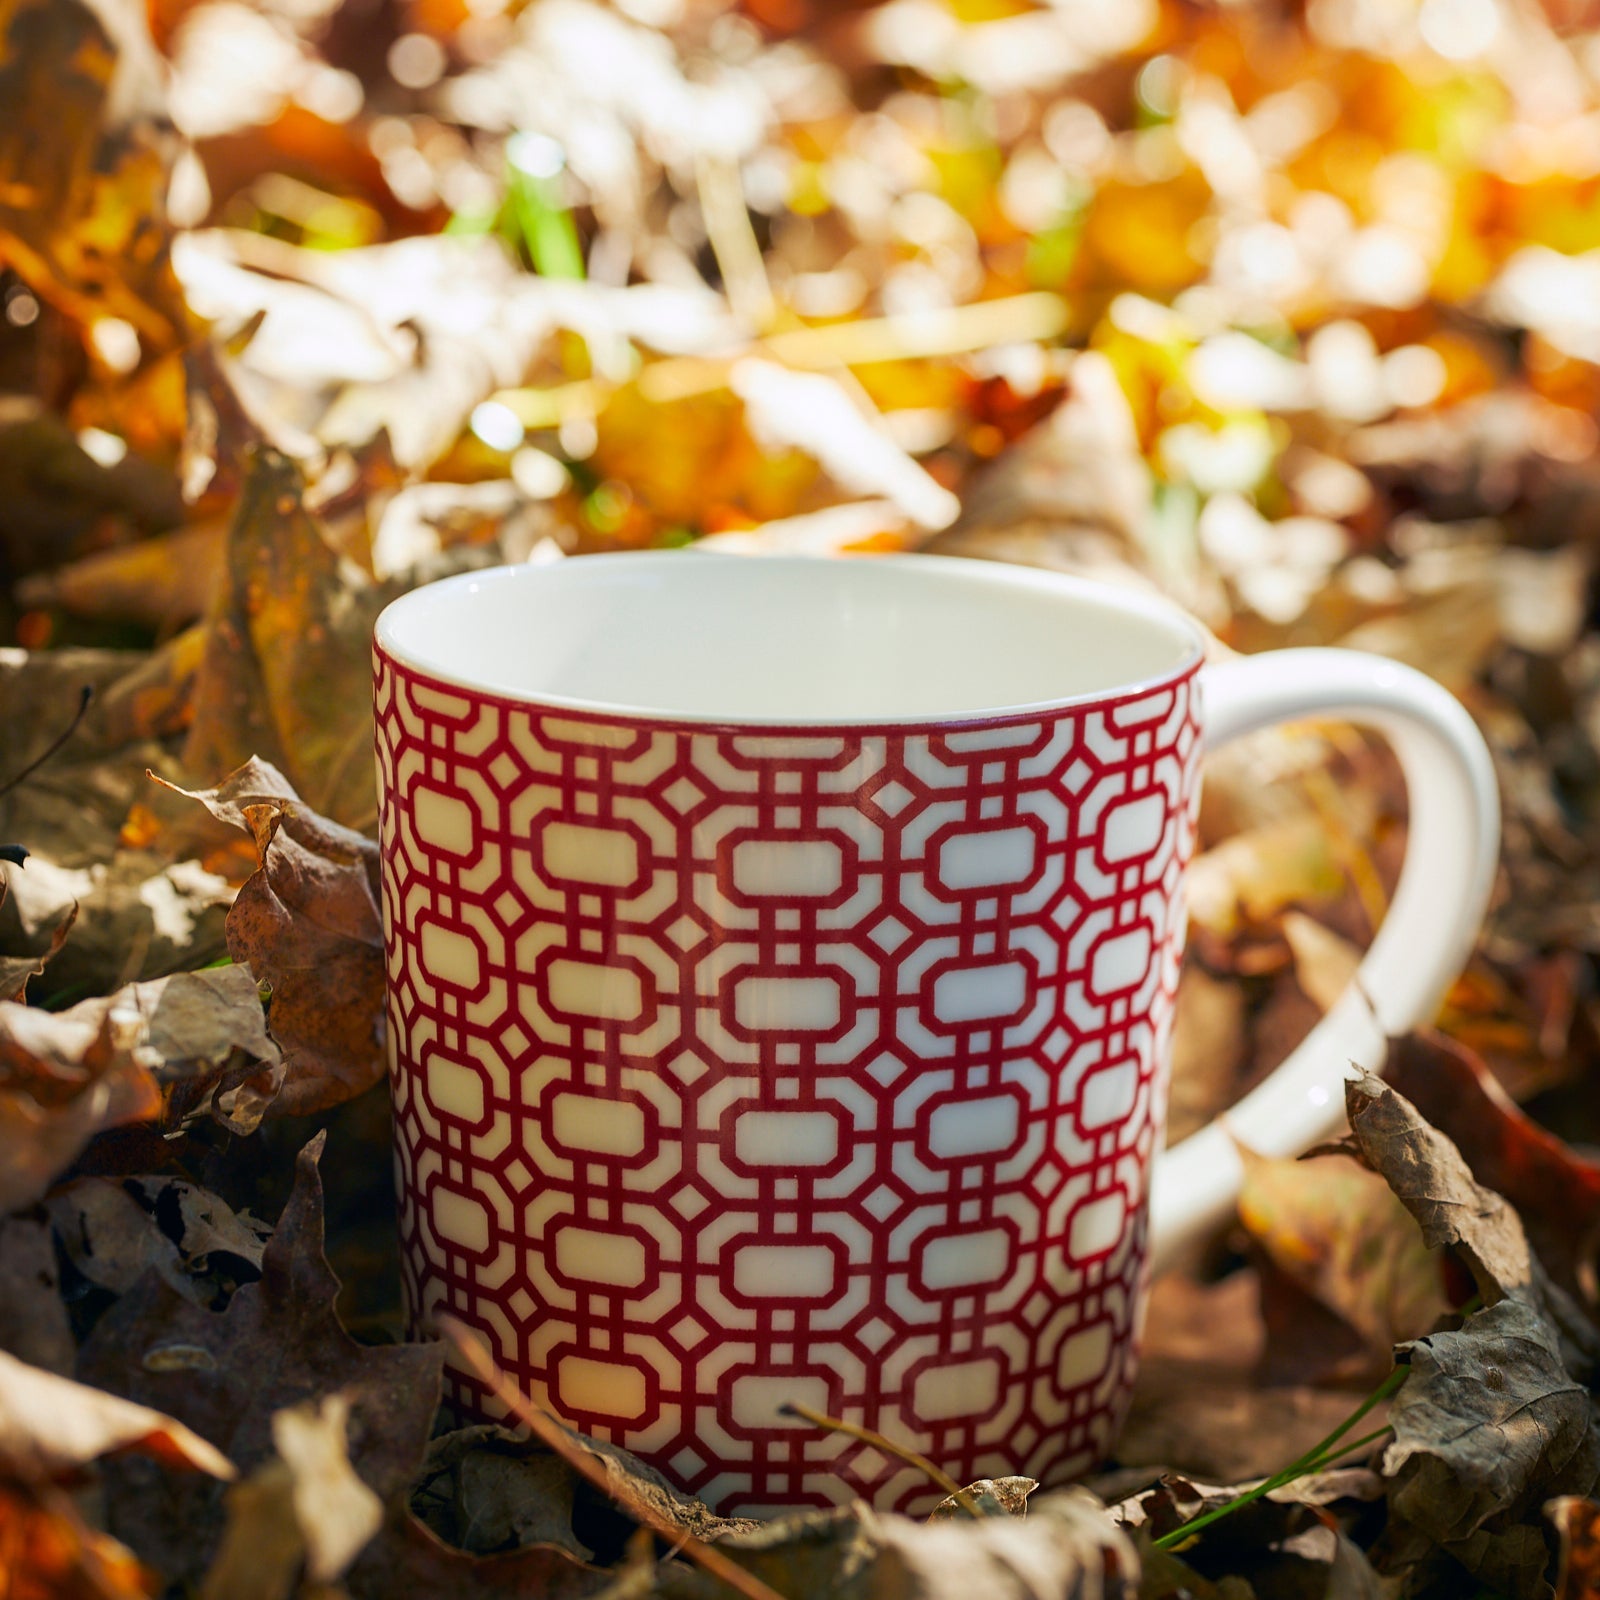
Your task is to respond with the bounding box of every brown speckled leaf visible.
[162,759,385,1116]
[76,1133,441,1589]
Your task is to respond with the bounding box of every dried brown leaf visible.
[272,1392,384,1581]
[928,1477,1038,1520]
[0,1347,233,1481]
[162,758,385,1115]
[1383,1298,1600,1596]
[1344,1072,1537,1304]
[1384,1031,1600,1310]
[49,1175,269,1306]
[0,991,163,1213]
[412,1425,594,1561]
[76,1132,442,1588]
[346,1509,613,1600]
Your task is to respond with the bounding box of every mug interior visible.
[373,552,1203,724]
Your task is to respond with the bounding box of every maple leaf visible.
[76,1131,442,1588]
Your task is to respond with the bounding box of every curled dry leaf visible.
[0,988,163,1214]
[0,963,281,1212]
[49,1174,270,1307]
[412,1425,596,1561]
[1383,1298,1600,1597]
[0,1346,233,1481]
[77,1132,442,1589]
[1345,1074,1600,1597]
[274,1392,384,1582]
[162,757,385,1116]
[927,1477,1037,1520]
[1384,1031,1600,1311]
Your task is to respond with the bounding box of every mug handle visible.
[1147,648,1501,1272]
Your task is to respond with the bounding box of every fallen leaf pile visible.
[11,0,1600,1594]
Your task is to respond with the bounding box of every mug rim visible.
[372,550,1208,733]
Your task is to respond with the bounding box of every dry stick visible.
[438,1316,786,1600]
[777,1399,984,1518]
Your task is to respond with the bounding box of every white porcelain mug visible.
[372,552,1499,1514]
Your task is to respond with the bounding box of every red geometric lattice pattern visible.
[374,641,1204,1515]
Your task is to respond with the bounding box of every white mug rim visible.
[372,550,1208,732]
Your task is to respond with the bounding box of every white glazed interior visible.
[373,551,1203,724]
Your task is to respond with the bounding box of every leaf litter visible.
[12,0,1600,1595]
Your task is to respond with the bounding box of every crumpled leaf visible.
[1385,1030,1600,1312]
[0,964,281,1208]
[0,0,185,351]
[412,1425,595,1562]
[163,757,385,1116]
[1237,1147,1447,1384]
[77,1131,442,1588]
[928,1477,1037,1521]
[649,1492,1139,1600]
[1345,1073,1541,1310]
[49,1175,270,1307]
[0,1346,233,1481]
[0,988,164,1213]
[1383,1298,1600,1595]
[844,1491,1137,1600]
[278,1393,384,1581]
[1346,1074,1600,1596]
[200,1395,389,1600]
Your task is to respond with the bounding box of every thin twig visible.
[438,1316,785,1600]
[0,686,92,802]
[778,1399,984,1518]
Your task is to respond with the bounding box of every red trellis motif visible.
[374,641,1204,1516]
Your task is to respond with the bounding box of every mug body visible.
[373,553,1204,1514]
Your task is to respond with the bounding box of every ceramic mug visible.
[372,552,1498,1515]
